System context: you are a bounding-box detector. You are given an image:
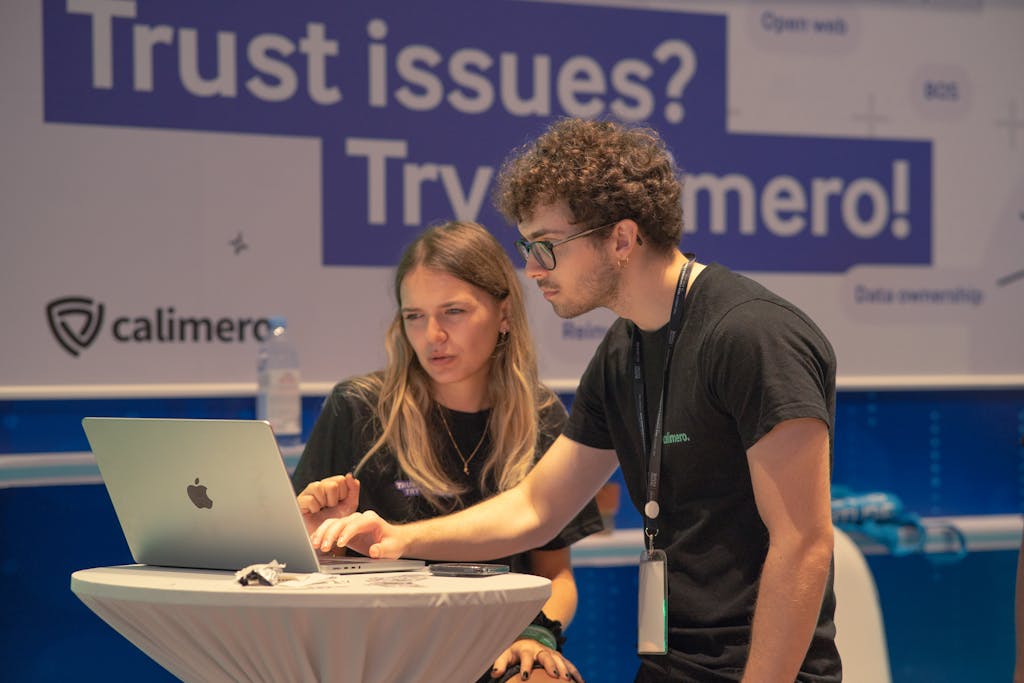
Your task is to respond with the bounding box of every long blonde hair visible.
[349,221,557,512]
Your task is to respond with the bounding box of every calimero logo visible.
[662,432,691,445]
[45,296,271,357]
[47,296,105,357]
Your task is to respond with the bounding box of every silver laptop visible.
[81,417,425,575]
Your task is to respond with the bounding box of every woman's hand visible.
[489,639,582,682]
[297,473,360,536]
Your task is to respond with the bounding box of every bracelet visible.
[518,624,558,650]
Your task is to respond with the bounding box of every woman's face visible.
[400,266,508,407]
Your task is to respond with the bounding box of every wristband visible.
[518,624,558,650]
[530,610,566,651]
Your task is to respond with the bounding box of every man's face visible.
[517,201,619,319]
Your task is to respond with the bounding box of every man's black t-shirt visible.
[293,378,603,573]
[565,263,841,682]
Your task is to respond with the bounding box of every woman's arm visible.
[529,548,578,627]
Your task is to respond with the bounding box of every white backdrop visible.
[2,0,1022,396]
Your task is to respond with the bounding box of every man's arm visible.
[742,417,834,683]
[312,435,620,561]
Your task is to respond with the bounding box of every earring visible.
[497,330,509,344]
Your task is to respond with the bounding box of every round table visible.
[71,565,551,683]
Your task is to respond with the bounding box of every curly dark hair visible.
[493,118,684,251]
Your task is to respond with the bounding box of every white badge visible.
[637,548,668,654]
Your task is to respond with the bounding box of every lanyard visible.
[632,254,695,552]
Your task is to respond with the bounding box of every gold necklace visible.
[437,409,489,475]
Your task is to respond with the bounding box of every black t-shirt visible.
[565,263,841,682]
[293,378,603,573]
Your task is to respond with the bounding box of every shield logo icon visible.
[47,296,105,357]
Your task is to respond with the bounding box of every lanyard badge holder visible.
[638,539,668,654]
[634,255,694,656]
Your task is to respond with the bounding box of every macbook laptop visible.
[81,417,425,574]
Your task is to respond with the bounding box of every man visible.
[309,118,841,682]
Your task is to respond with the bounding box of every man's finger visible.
[335,512,390,555]
[334,513,373,547]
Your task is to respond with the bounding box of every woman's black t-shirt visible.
[293,379,603,573]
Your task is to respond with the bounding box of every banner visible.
[2,0,1022,391]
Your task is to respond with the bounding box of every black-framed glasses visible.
[515,220,637,271]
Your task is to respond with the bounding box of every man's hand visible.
[296,473,360,536]
[310,510,409,558]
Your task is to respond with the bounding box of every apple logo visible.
[186,478,214,509]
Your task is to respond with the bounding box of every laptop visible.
[81,417,425,575]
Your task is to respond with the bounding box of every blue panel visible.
[568,566,642,683]
[0,395,325,454]
[866,550,1017,683]
[0,485,175,682]
[1,387,1022,681]
[831,390,1024,516]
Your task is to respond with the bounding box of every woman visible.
[293,221,602,683]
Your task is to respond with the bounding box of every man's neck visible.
[614,250,703,332]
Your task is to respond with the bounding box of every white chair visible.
[832,527,892,683]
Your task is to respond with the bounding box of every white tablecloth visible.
[71,565,551,683]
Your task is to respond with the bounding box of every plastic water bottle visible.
[256,316,302,448]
